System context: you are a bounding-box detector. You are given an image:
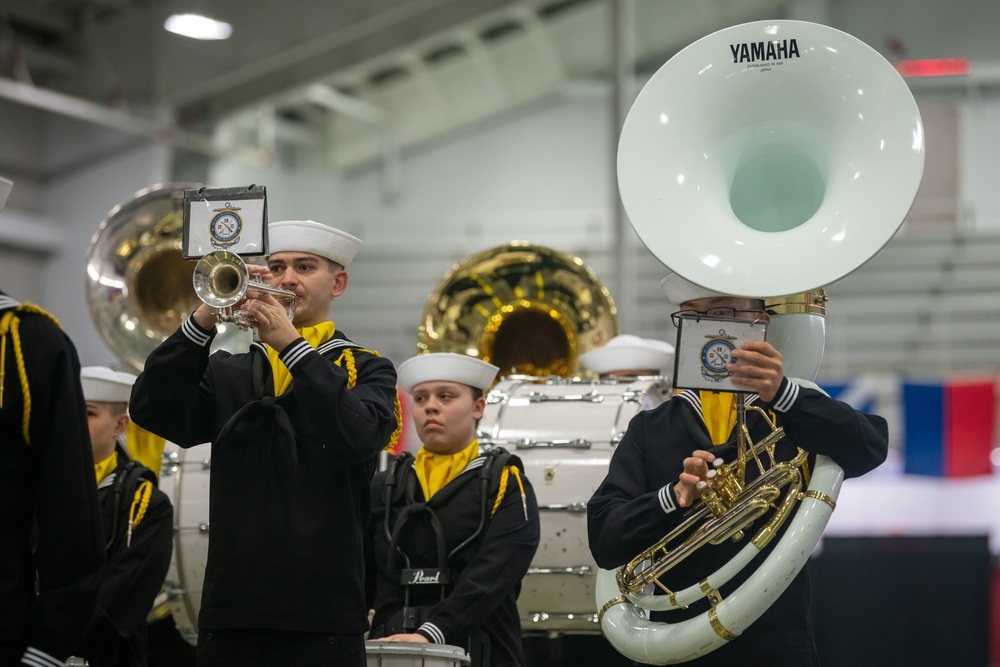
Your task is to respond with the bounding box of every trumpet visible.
[193,250,296,337]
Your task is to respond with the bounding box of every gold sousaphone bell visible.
[597,19,925,664]
[418,241,618,378]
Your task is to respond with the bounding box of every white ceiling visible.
[3,0,1000,177]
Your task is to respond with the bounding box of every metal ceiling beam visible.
[0,76,271,166]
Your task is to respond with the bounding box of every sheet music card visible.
[182,185,267,259]
[672,316,768,392]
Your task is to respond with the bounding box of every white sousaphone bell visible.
[599,19,924,664]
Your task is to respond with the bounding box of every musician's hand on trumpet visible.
[192,251,297,341]
[242,287,299,351]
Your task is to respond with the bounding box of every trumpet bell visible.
[618,20,925,298]
[193,251,248,309]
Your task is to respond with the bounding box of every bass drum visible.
[478,376,671,635]
[159,440,213,645]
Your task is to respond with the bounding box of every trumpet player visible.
[130,220,399,667]
[587,274,889,666]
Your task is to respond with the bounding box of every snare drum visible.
[366,641,470,666]
[159,441,212,645]
[478,376,670,634]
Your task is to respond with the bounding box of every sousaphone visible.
[598,20,924,663]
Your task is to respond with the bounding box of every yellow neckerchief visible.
[126,422,166,480]
[94,451,118,484]
[265,322,337,396]
[699,391,737,446]
[414,439,480,500]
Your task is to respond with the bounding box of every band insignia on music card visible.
[209,204,243,249]
[700,330,737,382]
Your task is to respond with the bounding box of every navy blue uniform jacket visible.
[130,316,398,634]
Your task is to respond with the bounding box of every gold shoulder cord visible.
[126,479,154,547]
[1,304,63,444]
[335,347,403,451]
[492,465,528,520]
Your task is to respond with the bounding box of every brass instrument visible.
[86,184,203,373]
[418,241,618,378]
[597,19,925,664]
[193,250,297,338]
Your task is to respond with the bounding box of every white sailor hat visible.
[397,353,500,394]
[659,272,734,305]
[81,366,137,403]
[579,335,676,375]
[0,176,12,214]
[268,220,363,268]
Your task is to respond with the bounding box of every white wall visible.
[213,89,613,240]
[961,94,1000,230]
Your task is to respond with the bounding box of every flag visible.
[902,377,996,477]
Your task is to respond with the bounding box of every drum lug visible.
[527,390,605,404]
[516,438,591,450]
[538,502,588,513]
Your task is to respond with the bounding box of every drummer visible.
[579,334,675,410]
[366,353,540,667]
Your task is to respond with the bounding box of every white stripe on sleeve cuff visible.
[772,380,799,413]
[181,316,212,347]
[418,622,445,644]
[658,484,677,515]
[279,339,313,370]
[22,647,65,667]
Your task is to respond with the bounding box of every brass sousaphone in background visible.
[418,241,619,378]
[86,184,203,373]
[598,20,925,664]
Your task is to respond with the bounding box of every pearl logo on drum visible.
[402,569,448,585]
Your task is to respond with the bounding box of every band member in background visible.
[1,177,106,667]
[367,353,540,667]
[587,273,889,666]
[130,220,399,667]
[75,367,173,667]
[579,333,675,410]
[579,334,675,379]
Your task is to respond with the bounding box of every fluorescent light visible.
[164,13,232,40]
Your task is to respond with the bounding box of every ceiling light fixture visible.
[164,13,232,40]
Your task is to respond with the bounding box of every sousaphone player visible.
[587,275,888,665]
[590,18,924,666]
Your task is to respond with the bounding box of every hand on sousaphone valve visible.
[675,450,716,508]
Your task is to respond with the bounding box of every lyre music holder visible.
[181,184,268,259]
